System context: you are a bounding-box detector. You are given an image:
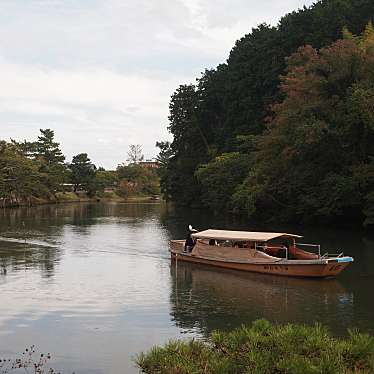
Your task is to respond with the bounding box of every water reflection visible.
[0,202,373,373]
[0,206,63,279]
[0,203,177,373]
[0,203,166,278]
[170,261,355,336]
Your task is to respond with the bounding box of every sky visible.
[0,0,315,169]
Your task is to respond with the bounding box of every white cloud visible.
[0,62,185,167]
[0,0,315,168]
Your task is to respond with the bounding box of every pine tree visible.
[69,153,97,194]
[36,129,65,164]
[35,129,67,192]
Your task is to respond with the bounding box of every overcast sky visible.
[0,0,314,169]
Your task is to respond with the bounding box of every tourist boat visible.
[170,229,354,278]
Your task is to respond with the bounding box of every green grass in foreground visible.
[136,320,374,374]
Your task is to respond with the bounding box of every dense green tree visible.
[224,24,282,143]
[159,0,374,226]
[94,170,118,194]
[195,153,252,212]
[1,132,159,203]
[0,141,46,204]
[117,164,143,180]
[12,129,67,192]
[36,129,65,164]
[155,141,173,199]
[116,164,159,196]
[69,153,97,195]
[194,66,228,152]
[160,84,211,205]
[10,138,37,158]
[155,141,172,167]
[35,129,67,192]
[235,25,374,225]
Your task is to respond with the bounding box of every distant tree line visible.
[157,0,374,227]
[0,130,159,206]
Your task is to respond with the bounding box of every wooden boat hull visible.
[171,252,350,278]
[170,240,352,278]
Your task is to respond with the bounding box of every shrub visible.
[136,320,374,374]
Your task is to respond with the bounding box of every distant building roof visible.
[138,160,159,168]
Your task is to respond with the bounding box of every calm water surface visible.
[0,203,373,373]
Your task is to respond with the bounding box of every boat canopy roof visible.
[191,229,302,242]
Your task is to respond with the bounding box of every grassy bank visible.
[96,191,158,202]
[55,191,93,202]
[0,192,161,208]
[136,319,374,374]
[0,192,95,208]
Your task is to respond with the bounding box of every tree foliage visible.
[236,25,374,225]
[69,153,97,195]
[0,141,46,204]
[159,84,212,206]
[158,0,374,226]
[94,170,118,194]
[11,129,67,193]
[36,129,65,165]
[35,129,66,191]
[1,130,160,204]
[116,164,159,196]
[1,131,69,204]
[196,153,252,212]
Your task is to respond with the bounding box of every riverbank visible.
[0,192,161,208]
[137,319,374,373]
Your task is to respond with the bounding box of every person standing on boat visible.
[184,225,198,252]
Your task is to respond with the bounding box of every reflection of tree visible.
[0,205,66,278]
[170,262,354,337]
[67,201,162,229]
[0,202,165,278]
[0,241,61,279]
[114,202,161,220]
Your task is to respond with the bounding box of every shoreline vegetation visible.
[0,129,161,209]
[156,0,374,228]
[136,319,374,374]
[0,192,161,209]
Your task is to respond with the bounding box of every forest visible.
[157,0,374,227]
[0,129,159,207]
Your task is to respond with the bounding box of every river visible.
[0,202,373,373]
